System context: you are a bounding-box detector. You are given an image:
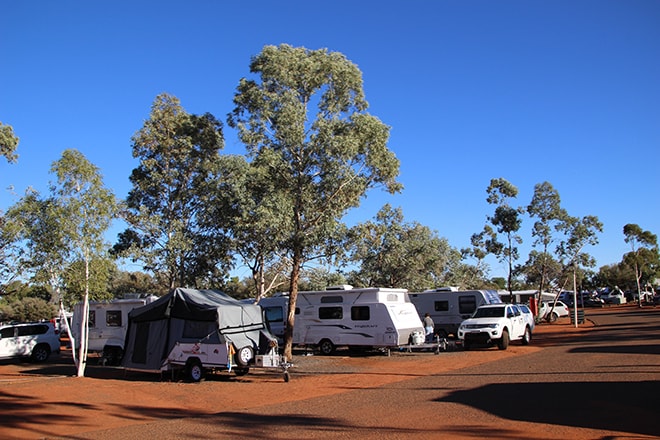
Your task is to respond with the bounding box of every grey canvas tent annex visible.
[122,288,276,377]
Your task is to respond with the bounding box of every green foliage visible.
[62,258,115,306]
[346,204,461,291]
[0,121,19,164]
[116,93,228,289]
[1,297,56,322]
[622,224,659,296]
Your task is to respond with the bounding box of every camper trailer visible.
[122,288,287,382]
[71,294,158,365]
[256,286,425,355]
[409,289,502,338]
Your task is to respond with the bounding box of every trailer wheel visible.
[234,368,249,376]
[187,359,204,382]
[318,339,335,355]
[497,329,510,350]
[236,346,254,367]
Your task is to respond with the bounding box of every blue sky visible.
[2,1,659,281]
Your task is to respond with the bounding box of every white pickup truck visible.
[457,303,533,350]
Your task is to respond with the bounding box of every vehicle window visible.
[458,295,477,314]
[434,301,449,312]
[264,306,283,323]
[89,310,96,328]
[386,294,399,302]
[17,325,47,336]
[519,305,530,313]
[474,307,504,318]
[319,306,343,320]
[351,306,370,321]
[0,327,15,338]
[106,311,122,327]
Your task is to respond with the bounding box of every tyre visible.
[318,339,335,355]
[236,346,254,367]
[187,359,204,382]
[497,329,510,350]
[234,368,249,376]
[31,344,50,363]
[547,312,558,323]
[521,326,531,345]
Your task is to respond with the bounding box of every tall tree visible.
[347,204,460,291]
[114,93,228,289]
[228,45,401,360]
[0,121,19,163]
[526,182,567,306]
[481,178,524,297]
[622,224,658,306]
[556,215,603,326]
[50,149,117,376]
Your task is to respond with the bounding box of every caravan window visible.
[386,294,399,302]
[106,311,122,327]
[264,306,284,323]
[319,306,343,320]
[351,306,370,321]
[458,295,477,314]
[89,310,96,328]
[434,301,449,312]
[320,296,343,304]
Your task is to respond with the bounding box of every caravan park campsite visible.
[1,305,659,439]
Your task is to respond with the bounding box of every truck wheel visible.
[521,327,532,345]
[187,359,204,382]
[498,330,510,350]
[31,344,50,363]
[318,339,335,355]
[236,346,254,367]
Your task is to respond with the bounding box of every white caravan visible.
[72,294,158,365]
[409,288,502,338]
[256,286,425,355]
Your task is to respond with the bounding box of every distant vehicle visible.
[458,304,533,350]
[71,294,159,365]
[409,289,502,338]
[599,290,626,305]
[0,322,61,362]
[538,301,570,322]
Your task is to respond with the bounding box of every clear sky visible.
[2,1,659,281]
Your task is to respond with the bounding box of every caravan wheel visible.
[187,359,204,382]
[318,339,335,356]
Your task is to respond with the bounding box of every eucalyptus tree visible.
[50,149,118,376]
[0,121,19,163]
[556,215,603,326]
[526,182,567,303]
[479,178,524,296]
[114,93,228,289]
[622,224,658,305]
[228,44,401,359]
[346,204,460,291]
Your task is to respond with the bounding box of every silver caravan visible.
[409,288,502,338]
[257,286,425,355]
[72,294,158,365]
